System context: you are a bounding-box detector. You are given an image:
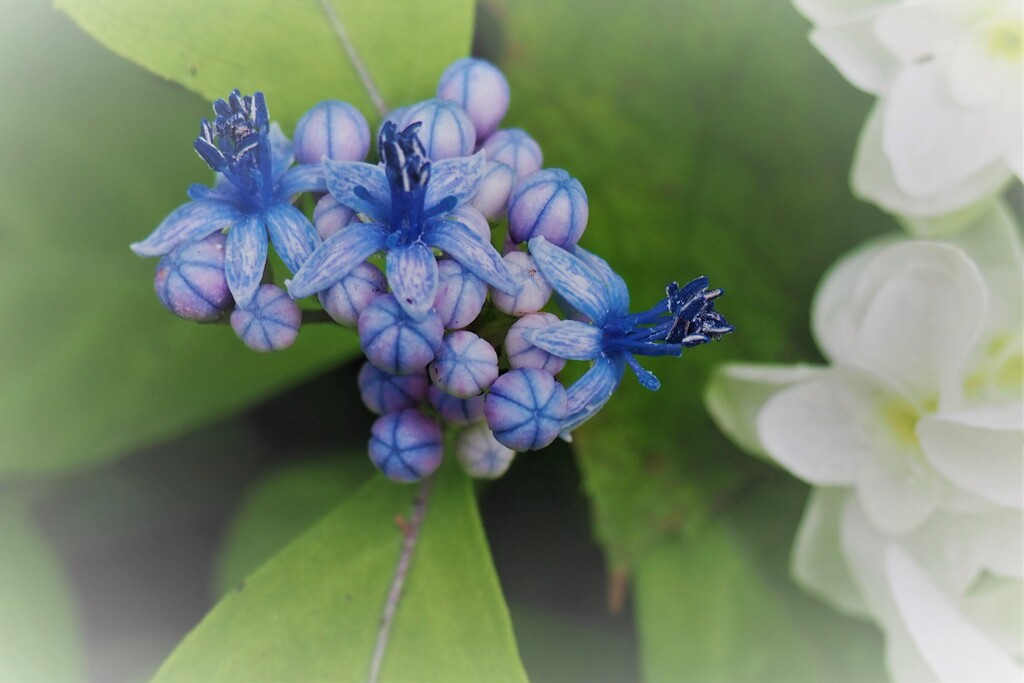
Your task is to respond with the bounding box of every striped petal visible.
[522,320,602,360]
[323,160,391,222]
[529,236,612,324]
[265,203,321,274]
[131,199,242,256]
[424,151,486,216]
[625,354,660,391]
[560,354,627,441]
[286,222,388,298]
[225,214,269,308]
[425,217,520,296]
[574,244,629,316]
[275,164,327,200]
[386,242,440,321]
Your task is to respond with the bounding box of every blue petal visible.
[574,245,629,316]
[323,160,391,223]
[225,214,269,308]
[522,320,602,360]
[275,164,326,200]
[268,123,295,181]
[386,242,439,321]
[425,218,520,296]
[424,151,486,216]
[528,236,612,324]
[625,353,660,391]
[286,222,389,298]
[131,200,242,256]
[560,354,627,440]
[265,203,321,274]
[187,183,239,203]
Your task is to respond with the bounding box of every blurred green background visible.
[0,0,899,680]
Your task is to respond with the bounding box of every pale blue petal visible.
[560,354,627,440]
[528,236,612,324]
[268,123,295,181]
[386,242,440,320]
[425,218,520,295]
[574,245,629,316]
[424,151,486,215]
[275,164,326,200]
[323,160,391,223]
[625,353,660,391]
[522,320,602,360]
[131,200,242,256]
[265,203,321,274]
[225,214,269,308]
[286,222,388,298]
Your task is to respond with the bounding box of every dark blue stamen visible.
[379,121,433,246]
[194,90,274,212]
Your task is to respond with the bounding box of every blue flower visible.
[524,236,734,438]
[286,121,520,320]
[131,91,327,307]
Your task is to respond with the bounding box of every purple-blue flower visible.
[131,91,326,308]
[286,121,520,320]
[525,236,734,438]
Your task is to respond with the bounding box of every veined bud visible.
[368,409,443,483]
[484,368,567,451]
[456,422,516,479]
[154,231,232,321]
[508,168,588,248]
[293,100,370,164]
[230,284,301,352]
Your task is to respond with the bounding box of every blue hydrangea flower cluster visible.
[131,57,733,483]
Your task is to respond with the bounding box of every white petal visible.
[793,0,894,26]
[907,508,1024,590]
[948,31,1023,106]
[885,545,1024,683]
[855,445,944,534]
[873,5,961,65]
[883,66,1007,197]
[704,362,825,459]
[918,403,1024,509]
[852,101,1011,218]
[757,369,884,485]
[791,487,871,617]
[961,576,1024,661]
[809,15,898,95]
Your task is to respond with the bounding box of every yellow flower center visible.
[987,21,1024,60]
[879,398,922,449]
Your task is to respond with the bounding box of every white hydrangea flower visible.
[794,0,1023,222]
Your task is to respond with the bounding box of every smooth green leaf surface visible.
[153,461,527,683]
[633,478,887,682]
[214,455,374,596]
[56,0,475,131]
[491,0,894,566]
[0,494,86,683]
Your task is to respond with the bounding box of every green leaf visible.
[489,0,895,566]
[0,494,86,683]
[152,460,528,683]
[633,478,887,682]
[214,455,375,596]
[55,0,476,130]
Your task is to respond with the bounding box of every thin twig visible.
[367,476,436,683]
[317,0,389,117]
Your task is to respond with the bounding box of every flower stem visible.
[318,0,389,118]
[367,475,435,683]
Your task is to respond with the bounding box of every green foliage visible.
[55,0,475,130]
[0,494,86,683]
[490,0,895,567]
[152,460,527,683]
[633,478,887,682]
[214,455,375,596]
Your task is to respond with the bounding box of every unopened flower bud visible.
[428,385,485,425]
[154,231,232,321]
[505,313,567,374]
[436,58,510,141]
[481,129,542,180]
[399,98,476,160]
[429,331,499,398]
[509,169,588,248]
[358,362,429,415]
[318,261,387,327]
[293,100,370,164]
[456,422,516,479]
[491,251,552,316]
[485,368,567,451]
[231,284,301,352]
[470,161,516,220]
[313,195,355,240]
[433,259,487,330]
[368,409,443,483]
[358,295,444,375]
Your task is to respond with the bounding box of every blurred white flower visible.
[795,0,1023,221]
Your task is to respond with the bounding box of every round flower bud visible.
[318,261,387,327]
[368,409,443,483]
[154,231,232,321]
[231,284,301,352]
[400,99,476,160]
[293,100,370,164]
[505,313,568,374]
[470,161,516,220]
[447,204,491,242]
[358,294,444,375]
[490,251,552,316]
[436,58,510,141]
[456,422,516,479]
[433,259,487,330]
[429,331,499,398]
[313,195,355,240]
[481,129,542,180]
[484,368,568,451]
[509,169,589,248]
[357,363,429,415]
[428,385,485,425]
